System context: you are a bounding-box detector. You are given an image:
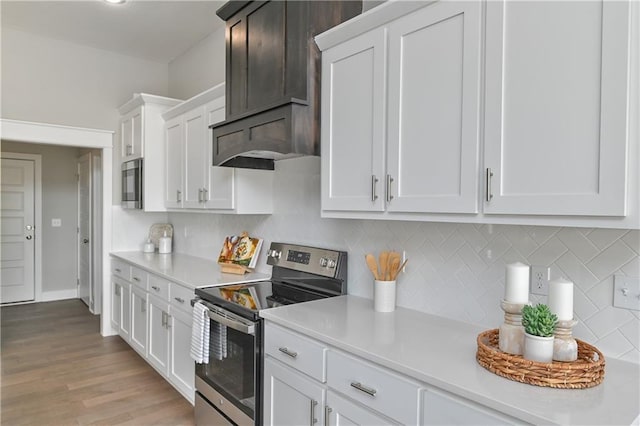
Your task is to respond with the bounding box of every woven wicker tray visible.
[476,329,605,389]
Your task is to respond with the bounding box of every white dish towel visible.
[190,301,210,364]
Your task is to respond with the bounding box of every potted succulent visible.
[522,304,558,363]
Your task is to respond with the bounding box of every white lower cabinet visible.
[168,305,195,401]
[326,389,397,426]
[264,321,524,426]
[111,257,196,404]
[130,286,148,356]
[264,357,325,426]
[148,294,170,374]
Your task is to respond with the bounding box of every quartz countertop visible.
[110,251,270,290]
[260,295,640,425]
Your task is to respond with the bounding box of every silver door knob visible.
[83,238,89,244]
[26,235,33,240]
[26,225,34,230]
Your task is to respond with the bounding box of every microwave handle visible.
[207,309,255,336]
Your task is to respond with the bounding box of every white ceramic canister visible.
[374,280,396,312]
[158,231,172,254]
[143,239,155,253]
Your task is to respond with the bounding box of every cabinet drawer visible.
[111,259,131,280]
[130,266,148,290]
[327,350,421,425]
[148,275,169,301]
[264,323,327,382]
[170,283,194,312]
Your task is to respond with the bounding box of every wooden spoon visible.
[379,251,389,281]
[389,256,401,280]
[365,254,379,280]
[392,259,408,280]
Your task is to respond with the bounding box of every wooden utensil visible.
[365,254,379,280]
[389,256,401,280]
[392,259,408,280]
[379,251,389,281]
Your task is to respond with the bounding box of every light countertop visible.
[260,295,640,425]
[110,251,270,289]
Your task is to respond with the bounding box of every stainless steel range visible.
[193,242,347,425]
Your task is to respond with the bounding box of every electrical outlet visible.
[613,275,640,311]
[531,266,550,296]
[51,218,62,227]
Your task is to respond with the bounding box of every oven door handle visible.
[207,309,255,335]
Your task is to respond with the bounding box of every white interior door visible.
[1,158,36,303]
[78,153,92,309]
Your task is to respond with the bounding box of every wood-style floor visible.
[1,299,195,425]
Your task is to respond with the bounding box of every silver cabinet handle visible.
[177,190,182,202]
[132,277,140,282]
[324,406,332,426]
[174,297,185,304]
[310,400,318,425]
[371,175,379,202]
[115,268,122,273]
[198,188,203,202]
[486,168,494,201]
[386,174,394,203]
[350,381,377,397]
[278,347,298,358]
[166,313,171,328]
[151,285,160,291]
[202,188,208,202]
[161,311,167,327]
[115,285,120,296]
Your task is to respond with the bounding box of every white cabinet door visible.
[119,281,131,342]
[387,1,481,214]
[183,106,207,209]
[264,357,325,426]
[484,0,630,216]
[165,116,184,209]
[321,27,386,212]
[121,106,143,161]
[148,294,170,375]
[205,97,235,210]
[422,387,520,426]
[168,306,195,403]
[130,285,148,357]
[326,390,398,426]
[111,279,122,330]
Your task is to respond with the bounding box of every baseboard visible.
[40,289,78,302]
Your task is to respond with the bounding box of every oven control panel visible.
[266,243,346,278]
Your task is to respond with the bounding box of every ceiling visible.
[1,0,227,63]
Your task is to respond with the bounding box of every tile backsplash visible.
[165,157,639,364]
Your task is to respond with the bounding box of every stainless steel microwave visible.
[122,159,142,209]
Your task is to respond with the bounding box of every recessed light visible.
[104,0,126,4]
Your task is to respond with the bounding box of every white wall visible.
[168,26,226,100]
[1,141,81,298]
[168,157,640,365]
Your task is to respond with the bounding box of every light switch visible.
[613,275,640,311]
[51,218,62,227]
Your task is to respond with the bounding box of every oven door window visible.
[196,320,257,420]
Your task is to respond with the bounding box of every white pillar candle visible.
[548,278,574,321]
[504,262,530,304]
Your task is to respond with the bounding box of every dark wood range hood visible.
[211,0,361,170]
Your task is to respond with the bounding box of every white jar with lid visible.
[158,231,172,254]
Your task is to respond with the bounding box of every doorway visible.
[0,155,40,303]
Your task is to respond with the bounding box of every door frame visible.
[1,118,114,336]
[77,152,93,311]
[0,152,42,302]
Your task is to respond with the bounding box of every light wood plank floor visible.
[1,299,195,425]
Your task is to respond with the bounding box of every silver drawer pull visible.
[310,399,317,424]
[324,406,332,426]
[115,268,122,273]
[174,297,185,303]
[132,277,140,282]
[278,347,298,358]
[350,381,377,397]
[151,285,160,291]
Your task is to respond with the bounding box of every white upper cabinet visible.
[118,93,183,212]
[319,1,482,216]
[484,0,630,216]
[386,2,482,214]
[162,83,273,214]
[316,0,638,228]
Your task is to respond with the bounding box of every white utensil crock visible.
[374,280,396,312]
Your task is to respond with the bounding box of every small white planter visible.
[523,333,555,363]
